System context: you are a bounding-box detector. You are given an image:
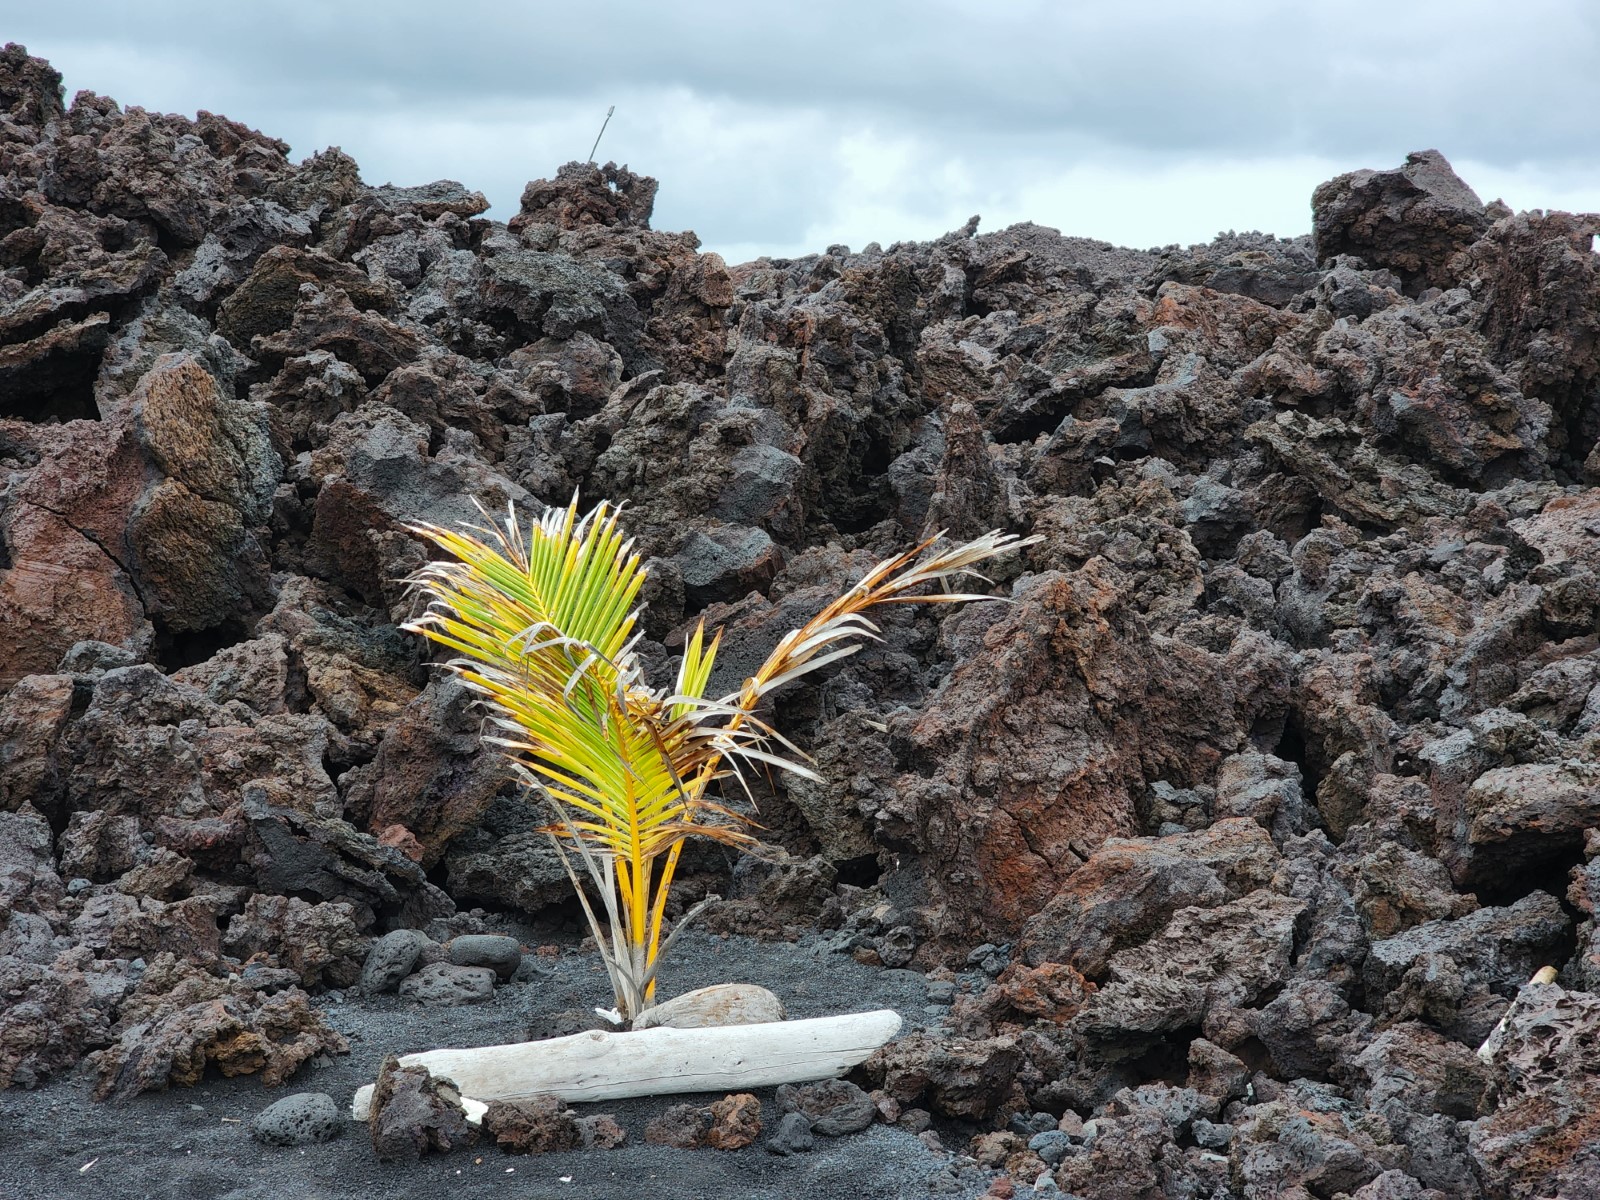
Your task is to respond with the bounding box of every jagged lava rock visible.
[481,1094,581,1155]
[367,1055,476,1162]
[1471,982,1600,1200]
[1312,149,1491,289]
[774,1079,876,1136]
[705,1093,764,1150]
[3,38,1600,1193]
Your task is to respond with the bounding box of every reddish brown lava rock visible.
[644,1102,712,1149]
[481,1094,582,1155]
[221,894,368,989]
[1311,149,1492,290]
[350,678,511,863]
[1470,983,1600,1200]
[0,422,150,687]
[510,160,659,233]
[890,568,1140,949]
[640,1097,760,1150]
[377,824,426,862]
[1018,818,1280,974]
[576,1113,627,1149]
[961,962,1097,1034]
[861,1031,1024,1120]
[88,955,348,1100]
[2,41,1600,1193]
[705,1093,763,1150]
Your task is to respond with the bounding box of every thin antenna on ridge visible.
[588,106,615,163]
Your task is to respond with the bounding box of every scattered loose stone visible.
[359,929,430,994]
[705,1093,763,1150]
[1009,1110,1057,1136]
[774,1078,877,1136]
[877,925,917,968]
[481,1095,581,1155]
[576,1113,627,1150]
[764,1111,815,1156]
[872,1090,902,1124]
[367,1056,476,1163]
[397,962,496,1006]
[447,933,522,981]
[966,944,1009,976]
[898,1109,933,1134]
[1028,1130,1071,1165]
[250,1093,343,1147]
[644,1103,711,1149]
[972,1130,1026,1169]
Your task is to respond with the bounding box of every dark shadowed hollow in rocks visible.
[2,42,1600,1200]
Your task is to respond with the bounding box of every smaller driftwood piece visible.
[632,982,787,1029]
[350,1008,902,1120]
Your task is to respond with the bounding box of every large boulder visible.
[1471,983,1600,1199]
[1019,818,1280,973]
[1311,150,1491,290]
[889,565,1283,954]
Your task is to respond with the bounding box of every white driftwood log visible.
[350,1008,901,1120]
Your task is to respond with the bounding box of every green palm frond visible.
[404,496,1036,1019]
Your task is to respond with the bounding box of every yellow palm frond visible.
[404,497,1035,1019]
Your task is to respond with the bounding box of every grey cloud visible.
[12,0,1600,165]
[7,2,1599,258]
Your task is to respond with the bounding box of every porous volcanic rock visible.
[367,1055,476,1162]
[774,1079,876,1136]
[87,954,348,1100]
[250,1091,344,1147]
[3,40,1600,1192]
[1470,982,1600,1200]
[481,1094,582,1155]
[1311,149,1493,290]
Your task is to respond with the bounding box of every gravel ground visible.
[0,929,982,1200]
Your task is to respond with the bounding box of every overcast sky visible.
[7,1,1600,263]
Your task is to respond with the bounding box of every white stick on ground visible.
[350,1009,903,1120]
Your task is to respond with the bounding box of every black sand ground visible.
[0,929,983,1200]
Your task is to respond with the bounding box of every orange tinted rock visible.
[897,565,1277,955]
[378,824,425,862]
[705,1093,763,1150]
[0,422,150,686]
[1019,819,1279,974]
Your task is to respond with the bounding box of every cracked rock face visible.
[1,42,1599,1196]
